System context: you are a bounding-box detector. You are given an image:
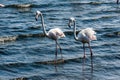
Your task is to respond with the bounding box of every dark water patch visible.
[64,30,80,36]
[17,33,45,39]
[28,3,54,9]
[97,27,120,36]
[102,43,120,46]
[94,53,120,61]
[11,77,28,80]
[102,9,120,14]
[66,1,113,5]
[11,76,44,80]
[82,15,117,23]
[103,31,120,37]
[35,56,92,65]
[0,60,63,69]
[0,62,30,68]
[82,18,99,23]
[27,26,41,30]
[0,49,8,55]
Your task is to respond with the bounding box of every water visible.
[0,0,120,80]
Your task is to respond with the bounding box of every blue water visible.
[0,0,120,80]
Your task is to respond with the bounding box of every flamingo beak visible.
[35,12,41,21]
[68,20,72,28]
[117,0,119,4]
[35,14,39,21]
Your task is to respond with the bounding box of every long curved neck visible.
[40,14,47,36]
[73,21,78,41]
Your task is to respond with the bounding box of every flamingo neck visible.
[40,14,47,36]
[73,21,78,41]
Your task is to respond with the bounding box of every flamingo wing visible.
[78,28,97,43]
[48,28,65,40]
[82,28,97,40]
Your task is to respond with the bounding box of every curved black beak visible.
[35,17,37,21]
[117,0,119,4]
[68,20,72,28]
[35,14,38,21]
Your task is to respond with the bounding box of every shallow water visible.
[0,0,120,80]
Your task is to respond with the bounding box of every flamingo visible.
[117,0,119,4]
[68,17,97,58]
[35,11,65,63]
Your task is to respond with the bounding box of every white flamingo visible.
[35,11,65,63]
[68,17,97,58]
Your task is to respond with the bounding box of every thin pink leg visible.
[88,43,93,57]
[55,40,58,64]
[83,43,86,58]
[57,42,63,59]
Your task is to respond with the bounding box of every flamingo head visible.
[68,17,75,28]
[35,10,42,21]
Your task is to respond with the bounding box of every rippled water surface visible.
[0,0,120,80]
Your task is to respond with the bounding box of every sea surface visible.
[0,0,120,80]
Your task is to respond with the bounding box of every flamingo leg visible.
[91,55,93,73]
[56,41,63,59]
[55,40,58,64]
[83,43,86,58]
[88,43,93,57]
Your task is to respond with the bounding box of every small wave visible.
[0,33,45,43]
[2,30,80,42]
[103,31,120,37]
[0,30,79,43]
[6,4,32,8]
[102,43,119,46]
[5,3,53,8]
[17,33,45,38]
[0,36,17,42]
[1,53,119,68]
[89,2,102,5]
[3,1,117,9]
[11,76,44,80]
[82,15,117,23]
[69,1,116,5]
[11,77,28,80]
[0,57,84,68]
[89,1,117,5]
[10,76,45,80]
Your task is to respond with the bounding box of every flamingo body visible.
[78,28,97,43]
[47,28,65,40]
